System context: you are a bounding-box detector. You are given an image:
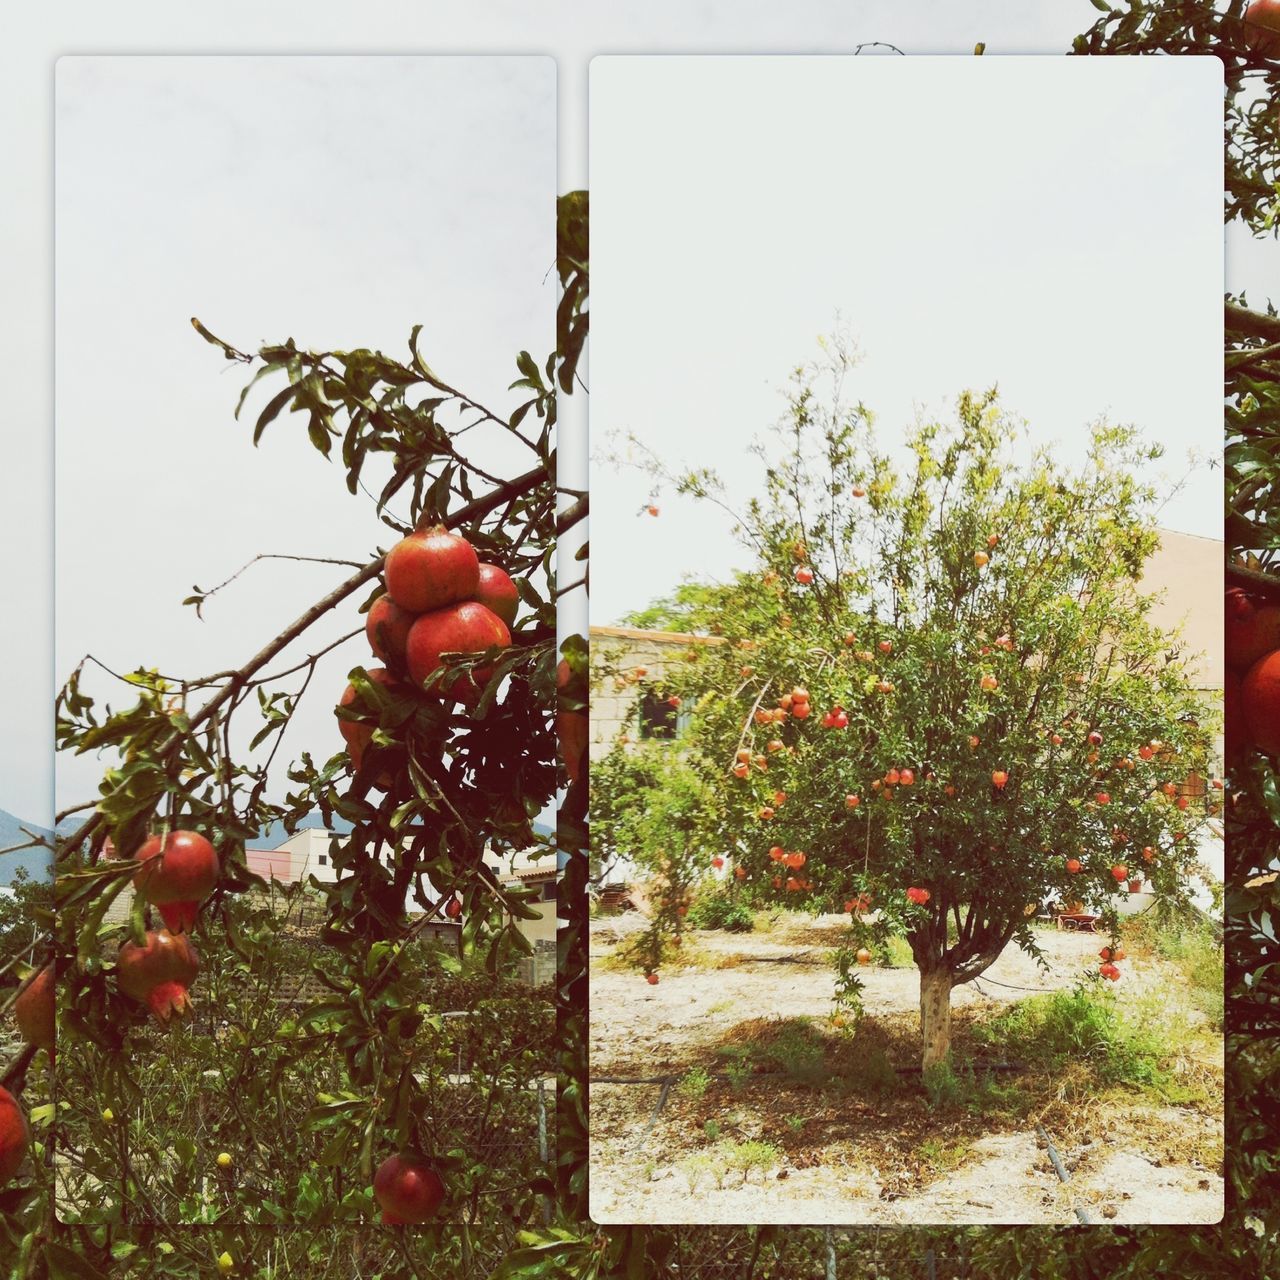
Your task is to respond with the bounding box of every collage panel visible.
[46,54,558,1247]
[588,54,1225,1226]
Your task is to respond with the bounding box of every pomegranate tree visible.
[607,359,1215,1070]
[46,207,572,1241]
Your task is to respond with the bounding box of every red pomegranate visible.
[1226,597,1280,672]
[473,563,520,627]
[14,963,55,1054]
[132,830,219,933]
[117,930,199,1023]
[405,601,511,701]
[365,594,417,665]
[1245,0,1280,56]
[0,1086,29,1184]
[557,659,588,785]
[337,667,400,770]
[372,1154,446,1224]
[1242,649,1280,758]
[383,527,479,614]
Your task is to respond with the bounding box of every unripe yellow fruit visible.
[217,1253,234,1274]
[101,1108,114,1123]
[216,1152,232,1169]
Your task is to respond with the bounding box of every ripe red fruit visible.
[645,972,659,984]
[405,601,511,701]
[14,964,55,1054]
[768,846,784,861]
[732,762,749,778]
[646,504,659,517]
[855,948,871,965]
[906,886,930,905]
[1099,947,1113,961]
[885,769,901,786]
[556,659,588,786]
[845,794,860,808]
[899,769,915,786]
[0,1087,29,1185]
[1050,734,1064,746]
[851,485,866,498]
[1245,1,1280,59]
[791,701,812,720]
[1065,858,1082,874]
[384,527,479,614]
[991,770,1009,790]
[877,640,892,654]
[373,1154,446,1224]
[117,930,199,1023]
[1243,650,1280,757]
[843,632,857,646]
[1088,730,1103,746]
[1095,792,1111,806]
[338,667,400,777]
[711,856,725,869]
[365,594,417,665]
[132,830,219,934]
[445,897,461,920]
[794,567,814,585]
[1226,597,1280,671]
[1111,865,1128,882]
[1099,961,1121,982]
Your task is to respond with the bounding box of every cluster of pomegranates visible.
[340,526,517,777]
[112,828,220,1024]
[1097,944,1127,983]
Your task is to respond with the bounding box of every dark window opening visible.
[639,690,678,740]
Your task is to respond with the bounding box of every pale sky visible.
[0,2,1271,829]
[590,55,1230,626]
[52,56,554,813]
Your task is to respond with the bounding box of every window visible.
[542,879,558,902]
[318,853,327,867]
[638,689,677,740]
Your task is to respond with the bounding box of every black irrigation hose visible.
[1036,1121,1093,1225]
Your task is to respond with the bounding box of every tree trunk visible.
[919,967,953,1070]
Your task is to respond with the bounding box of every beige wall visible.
[588,626,723,762]
[1136,529,1223,692]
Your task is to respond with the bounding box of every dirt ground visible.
[589,912,1224,1226]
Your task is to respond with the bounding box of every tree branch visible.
[57,461,550,858]
[1227,300,1280,342]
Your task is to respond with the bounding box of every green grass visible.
[972,984,1205,1102]
[676,1066,712,1101]
[882,935,916,968]
[1138,917,1224,1030]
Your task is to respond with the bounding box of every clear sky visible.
[590,55,1228,626]
[52,56,554,814]
[0,3,1272,826]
